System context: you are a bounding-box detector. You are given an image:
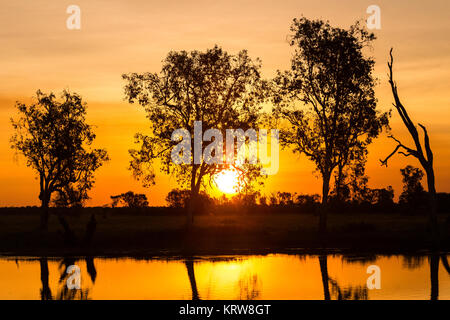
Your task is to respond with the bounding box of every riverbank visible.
[0,208,449,257]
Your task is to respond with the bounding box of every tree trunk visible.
[319,172,331,235]
[186,166,199,229]
[425,167,439,247]
[40,194,50,231]
[319,255,331,300]
[335,165,344,202]
[187,189,199,229]
[430,254,439,300]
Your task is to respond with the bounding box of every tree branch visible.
[379,135,417,166]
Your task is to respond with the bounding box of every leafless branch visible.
[379,135,418,166]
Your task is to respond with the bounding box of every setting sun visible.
[213,169,240,194]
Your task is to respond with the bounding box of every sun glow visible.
[214,169,240,194]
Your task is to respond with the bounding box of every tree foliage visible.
[122,46,267,223]
[10,90,108,225]
[399,165,427,209]
[110,191,149,208]
[272,18,390,232]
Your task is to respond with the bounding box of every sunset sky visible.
[0,0,449,207]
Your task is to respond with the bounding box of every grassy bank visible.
[0,208,449,256]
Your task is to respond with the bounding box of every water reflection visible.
[1,254,448,300]
[185,260,200,300]
[429,254,450,300]
[38,257,97,300]
[39,258,51,300]
[236,270,261,300]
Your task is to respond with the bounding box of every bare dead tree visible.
[380,49,439,245]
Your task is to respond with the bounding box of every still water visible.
[0,254,449,300]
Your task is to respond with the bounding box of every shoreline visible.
[0,241,448,259]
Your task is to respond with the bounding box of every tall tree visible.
[122,46,265,227]
[272,18,389,234]
[10,90,109,230]
[381,49,439,245]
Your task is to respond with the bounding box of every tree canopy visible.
[272,17,390,232]
[10,90,109,226]
[122,46,267,223]
[110,191,149,208]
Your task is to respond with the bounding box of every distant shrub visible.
[110,191,149,208]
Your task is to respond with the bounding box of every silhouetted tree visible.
[334,147,371,204]
[371,186,395,210]
[123,46,266,227]
[258,195,268,206]
[229,190,261,208]
[10,90,109,230]
[295,194,321,212]
[273,18,389,234]
[399,166,427,212]
[276,191,296,206]
[110,191,149,208]
[166,189,191,208]
[166,188,214,215]
[52,184,87,208]
[334,143,368,203]
[381,49,439,244]
[269,193,278,206]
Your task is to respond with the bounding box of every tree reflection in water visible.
[33,254,449,300]
[237,272,261,300]
[430,254,450,301]
[38,257,97,300]
[39,258,52,300]
[319,255,368,300]
[185,260,200,300]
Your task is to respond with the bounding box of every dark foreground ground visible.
[0,207,449,256]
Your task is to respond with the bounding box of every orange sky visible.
[0,0,449,207]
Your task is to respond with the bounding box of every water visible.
[0,254,449,300]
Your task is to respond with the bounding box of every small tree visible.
[276,191,296,206]
[273,18,389,234]
[371,186,395,209]
[110,191,149,208]
[166,189,190,208]
[10,90,108,229]
[399,166,427,211]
